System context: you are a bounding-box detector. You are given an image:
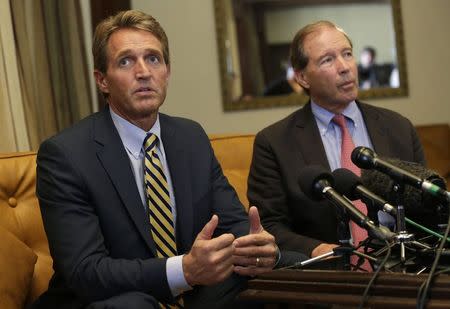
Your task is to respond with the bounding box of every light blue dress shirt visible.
[110,109,191,297]
[311,100,373,171]
[311,101,394,229]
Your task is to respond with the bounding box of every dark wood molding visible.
[90,0,130,32]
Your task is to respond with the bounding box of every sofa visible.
[0,134,255,308]
[0,128,447,308]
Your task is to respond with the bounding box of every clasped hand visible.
[182,206,277,286]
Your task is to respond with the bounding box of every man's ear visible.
[94,70,109,94]
[294,69,310,91]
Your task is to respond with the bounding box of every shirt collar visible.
[311,100,358,132]
[110,109,161,159]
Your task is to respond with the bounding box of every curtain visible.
[0,0,29,152]
[9,0,93,150]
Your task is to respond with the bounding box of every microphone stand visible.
[376,180,433,270]
[293,246,378,270]
[392,181,415,263]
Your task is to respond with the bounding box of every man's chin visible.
[341,90,358,103]
[136,98,164,112]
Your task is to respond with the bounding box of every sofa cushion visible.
[0,225,37,309]
[209,134,255,209]
[0,152,53,304]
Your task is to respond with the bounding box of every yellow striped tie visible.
[144,133,177,257]
[144,134,184,308]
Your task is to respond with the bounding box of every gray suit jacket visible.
[248,101,425,256]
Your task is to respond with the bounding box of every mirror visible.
[214,0,408,111]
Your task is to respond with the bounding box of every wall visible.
[132,0,449,134]
[265,3,394,63]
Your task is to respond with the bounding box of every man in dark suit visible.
[248,21,425,260]
[34,10,279,309]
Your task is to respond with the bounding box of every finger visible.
[197,214,219,241]
[213,252,235,270]
[234,230,274,247]
[248,206,263,234]
[233,243,277,258]
[206,237,236,262]
[206,233,236,251]
[311,243,339,258]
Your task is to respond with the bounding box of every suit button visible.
[8,197,17,207]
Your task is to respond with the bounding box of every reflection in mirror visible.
[214,0,408,111]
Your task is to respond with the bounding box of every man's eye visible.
[321,57,333,65]
[119,58,131,67]
[147,55,160,65]
[344,51,353,58]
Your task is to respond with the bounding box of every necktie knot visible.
[332,114,347,130]
[144,133,158,153]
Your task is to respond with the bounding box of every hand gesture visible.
[182,215,235,286]
[232,206,278,276]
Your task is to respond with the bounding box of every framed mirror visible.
[214,0,407,111]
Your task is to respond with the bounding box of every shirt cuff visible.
[166,255,192,297]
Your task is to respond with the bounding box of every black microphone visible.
[299,165,395,241]
[332,168,396,216]
[360,157,449,231]
[352,146,449,203]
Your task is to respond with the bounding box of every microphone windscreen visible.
[351,146,376,169]
[361,158,445,202]
[360,157,447,230]
[298,165,333,201]
[332,168,362,200]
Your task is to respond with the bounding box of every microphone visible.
[360,157,449,232]
[299,165,395,241]
[351,146,449,203]
[332,168,396,216]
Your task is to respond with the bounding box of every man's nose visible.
[135,59,151,79]
[336,56,351,74]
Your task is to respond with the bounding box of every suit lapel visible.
[358,102,392,157]
[294,102,331,170]
[160,115,194,254]
[93,108,156,253]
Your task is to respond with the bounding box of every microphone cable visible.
[416,209,450,309]
[357,239,391,309]
[416,266,450,308]
[405,217,450,243]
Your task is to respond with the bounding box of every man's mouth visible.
[135,87,155,94]
[339,80,355,89]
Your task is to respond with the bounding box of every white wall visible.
[132,0,450,134]
[265,3,395,63]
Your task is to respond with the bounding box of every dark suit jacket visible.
[35,108,249,307]
[247,101,425,257]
